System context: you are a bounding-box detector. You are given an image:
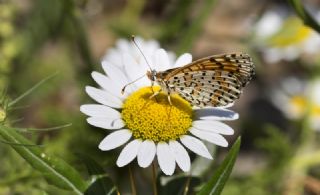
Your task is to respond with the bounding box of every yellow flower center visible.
[312,106,320,117]
[289,96,320,117]
[121,86,193,142]
[268,17,312,47]
[290,96,306,116]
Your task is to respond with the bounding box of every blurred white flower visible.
[102,36,175,69]
[81,37,238,175]
[272,77,320,131]
[254,10,283,39]
[254,10,320,63]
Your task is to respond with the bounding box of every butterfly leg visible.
[149,81,160,102]
[150,81,155,94]
[149,89,162,99]
[167,92,172,105]
[167,95,172,105]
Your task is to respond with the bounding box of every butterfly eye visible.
[146,71,151,78]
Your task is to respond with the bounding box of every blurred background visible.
[1,0,320,194]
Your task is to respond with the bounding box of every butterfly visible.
[146,53,255,108]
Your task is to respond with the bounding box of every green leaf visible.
[197,137,241,195]
[0,125,87,194]
[77,153,118,195]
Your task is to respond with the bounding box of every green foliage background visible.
[0,0,320,194]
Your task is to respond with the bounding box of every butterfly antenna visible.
[121,35,153,95]
[131,35,153,71]
[121,74,145,94]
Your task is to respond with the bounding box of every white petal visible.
[219,102,234,109]
[169,140,190,172]
[167,51,176,65]
[194,108,239,121]
[145,40,160,53]
[304,33,320,54]
[263,48,282,63]
[91,72,124,98]
[91,71,111,90]
[192,120,234,135]
[310,115,320,132]
[173,53,192,68]
[157,142,176,175]
[117,139,142,167]
[180,135,212,159]
[190,128,228,147]
[123,54,150,88]
[101,61,135,93]
[102,49,122,67]
[99,129,132,151]
[137,140,156,168]
[255,10,282,39]
[85,86,123,108]
[87,117,124,130]
[283,46,300,61]
[130,37,156,67]
[80,104,121,118]
[116,39,130,52]
[155,49,170,71]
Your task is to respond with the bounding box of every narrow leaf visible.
[287,0,320,34]
[78,153,118,195]
[197,137,241,195]
[14,123,72,133]
[0,125,87,194]
[8,72,57,107]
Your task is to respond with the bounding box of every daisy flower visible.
[253,10,320,63]
[81,38,238,175]
[272,77,320,131]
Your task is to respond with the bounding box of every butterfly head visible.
[146,70,157,82]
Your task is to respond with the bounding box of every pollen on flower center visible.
[121,86,193,142]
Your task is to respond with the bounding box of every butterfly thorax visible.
[146,70,157,82]
[146,70,173,93]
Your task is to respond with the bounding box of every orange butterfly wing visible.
[158,53,255,107]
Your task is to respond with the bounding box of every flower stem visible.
[183,175,191,195]
[152,162,158,195]
[287,0,320,34]
[129,165,137,195]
